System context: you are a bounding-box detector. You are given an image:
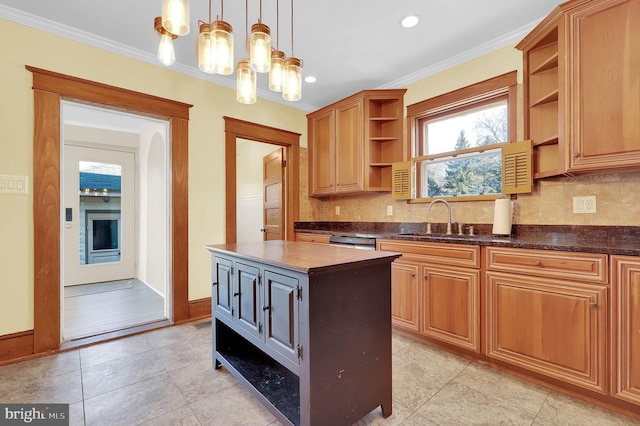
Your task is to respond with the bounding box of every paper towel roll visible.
[492,199,513,235]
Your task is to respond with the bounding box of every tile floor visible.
[0,319,638,426]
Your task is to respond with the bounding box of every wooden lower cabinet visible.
[379,239,480,352]
[294,232,330,244]
[486,271,608,394]
[611,256,640,405]
[390,259,420,332]
[422,263,479,352]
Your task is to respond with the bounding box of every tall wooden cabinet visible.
[517,0,640,178]
[307,89,406,196]
[611,256,640,405]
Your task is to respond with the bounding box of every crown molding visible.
[378,20,539,90]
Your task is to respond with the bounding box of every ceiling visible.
[0,0,565,111]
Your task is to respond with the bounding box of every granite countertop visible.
[294,222,640,257]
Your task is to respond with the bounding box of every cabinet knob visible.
[589,302,597,308]
[424,274,429,280]
[411,273,416,278]
[260,228,266,232]
[534,261,542,266]
[574,152,581,159]
[262,305,270,311]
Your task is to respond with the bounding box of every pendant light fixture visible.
[154,16,177,66]
[249,0,271,73]
[154,0,301,103]
[282,0,302,101]
[162,0,190,36]
[237,0,256,104]
[269,0,285,92]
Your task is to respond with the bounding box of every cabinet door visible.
[335,98,364,193]
[264,270,300,366]
[308,108,335,196]
[422,264,479,352]
[612,256,640,405]
[391,259,420,332]
[213,256,234,323]
[568,0,640,171]
[235,262,262,343]
[486,271,607,393]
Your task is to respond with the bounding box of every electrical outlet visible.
[335,206,340,215]
[387,205,393,216]
[573,196,596,214]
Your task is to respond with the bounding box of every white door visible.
[63,145,136,285]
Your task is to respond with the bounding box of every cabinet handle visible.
[534,261,541,266]
[212,282,218,287]
[424,274,429,280]
[589,302,597,308]
[411,273,416,278]
[574,152,581,159]
[233,292,240,297]
[262,305,270,311]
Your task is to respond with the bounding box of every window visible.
[407,71,517,201]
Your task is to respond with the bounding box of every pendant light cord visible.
[290,0,294,57]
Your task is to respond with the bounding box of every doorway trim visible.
[223,117,301,243]
[28,66,192,353]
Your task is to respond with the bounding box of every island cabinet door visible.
[235,262,262,345]
[213,256,234,323]
[264,270,300,367]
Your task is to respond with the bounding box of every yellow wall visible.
[300,45,640,227]
[0,19,307,335]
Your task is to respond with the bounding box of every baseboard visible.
[189,297,211,320]
[0,330,34,364]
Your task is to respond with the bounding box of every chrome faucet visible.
[427,199,453,235]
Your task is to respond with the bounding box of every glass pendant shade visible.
[211,20,234,75]
[249,23,271,73]
[197,23,214,73]
[154,16,177,66]
[269,50,285,92]
[236,60,257,104]
[158,34,176,66]
[282,57,302,101]
[162,0,190,36]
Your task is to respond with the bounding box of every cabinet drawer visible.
[378,239,479,268]
[485,247,607,284]
[295,232,330,244]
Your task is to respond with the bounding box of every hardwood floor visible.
[63,279,166,340]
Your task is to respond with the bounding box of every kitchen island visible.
[205,240,401,426]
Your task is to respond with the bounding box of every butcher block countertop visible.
[205,240,401,273]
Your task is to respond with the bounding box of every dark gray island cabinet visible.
[205,240,401,426]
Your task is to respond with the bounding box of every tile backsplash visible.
[298,148,640,227]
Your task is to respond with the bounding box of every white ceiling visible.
[0,0,564,111]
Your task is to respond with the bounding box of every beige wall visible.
[0,19,307,335]
[299,45,640,227]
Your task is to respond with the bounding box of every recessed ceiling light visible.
[401,15,419,29]
[305,76,317,83]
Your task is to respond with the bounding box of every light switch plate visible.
[573,196,596,214]
[0,175,28,194]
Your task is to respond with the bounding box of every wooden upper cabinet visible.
[517,0,640,178]
[307,89,406,196]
